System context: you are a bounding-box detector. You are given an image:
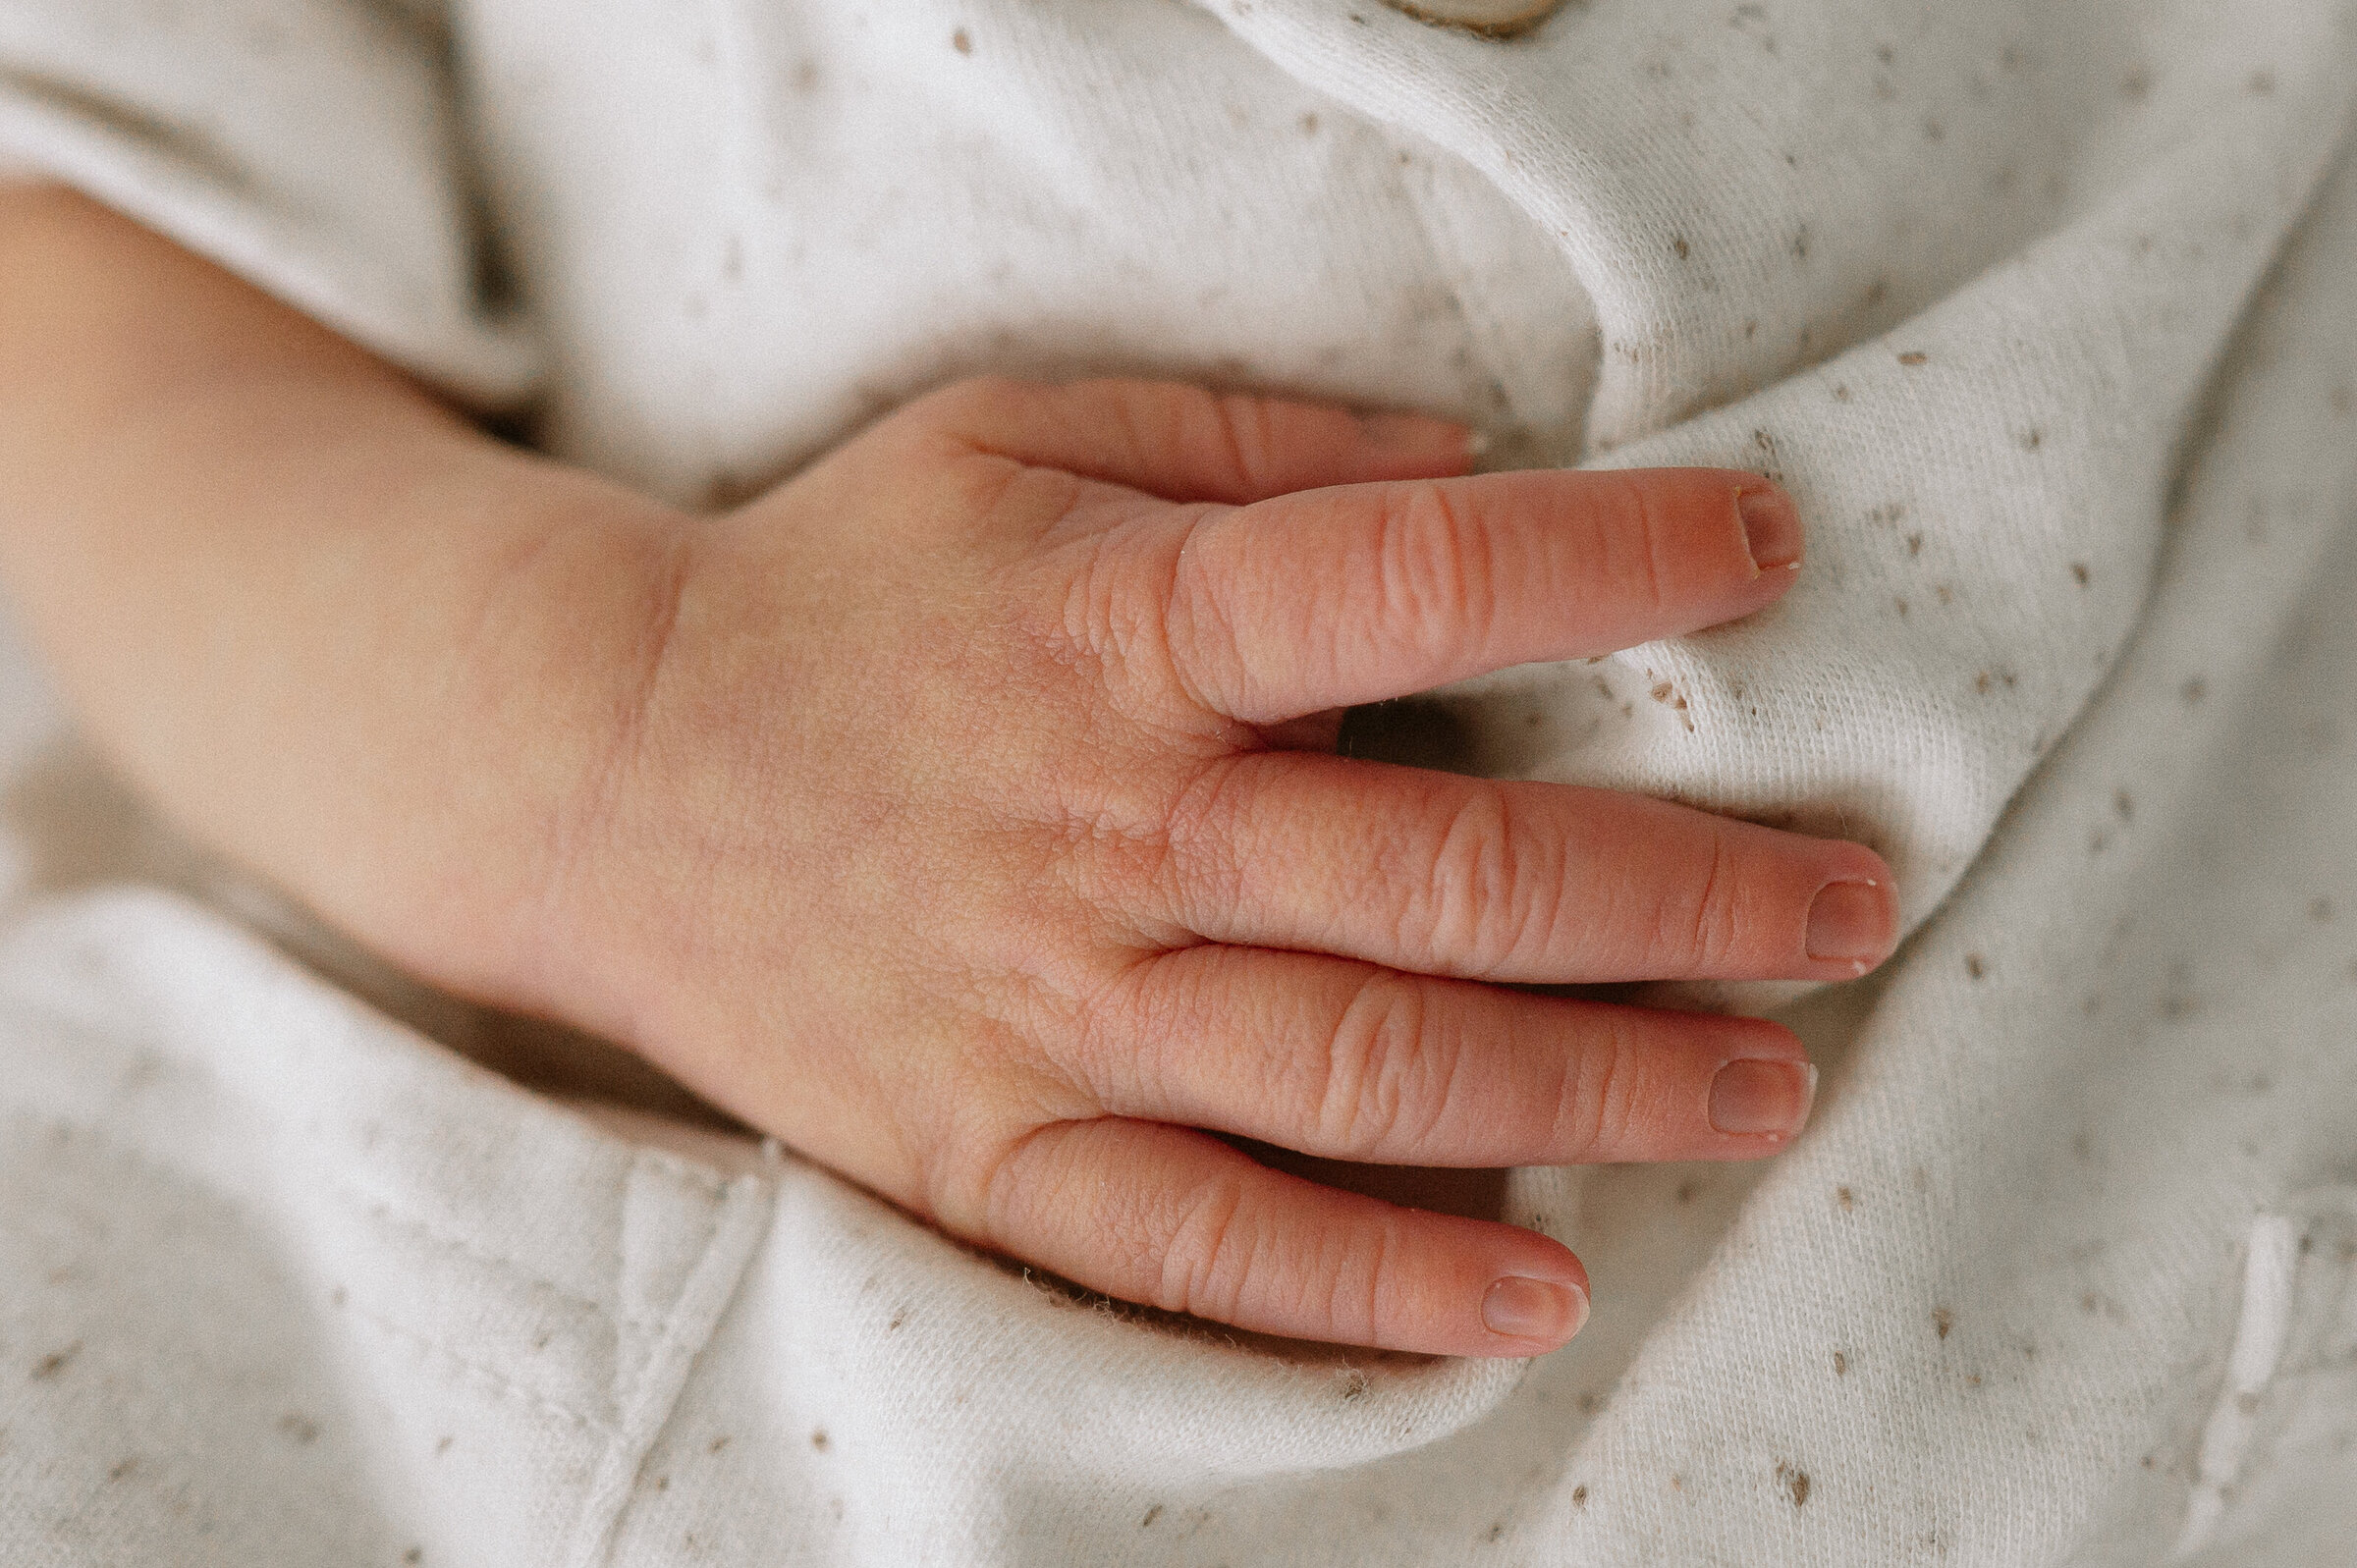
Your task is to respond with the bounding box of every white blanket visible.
[2,0,2355,1561]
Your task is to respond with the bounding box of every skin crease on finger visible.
[0,201,1895,1361]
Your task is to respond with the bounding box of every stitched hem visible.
[562,1156,774,1568]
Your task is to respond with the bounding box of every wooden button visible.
[1379,0,1566,36]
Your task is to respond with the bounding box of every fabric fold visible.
[0,0,538,406]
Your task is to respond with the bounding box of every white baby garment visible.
[2,1,2356,1562]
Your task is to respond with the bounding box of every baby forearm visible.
[0,184,683,1017]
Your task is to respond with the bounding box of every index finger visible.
[1153,467,1800,724]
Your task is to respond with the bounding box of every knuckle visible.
[1149,1144,1400,1343]
[957,1064,1105,1238]
[1370,484,1500,660]
[1318,1215,1396,1345]
[1316,972,1447,1156]
[1415,789,1507,955]
[1159,755,1258,909]
[970,1118,1060,1243]
[1165,1169,1389,1343]
[1157,505,1251,713]
[1206,392,1281,494]
[1155,1168,1255,1318]
[1040,512,1229,724]
[1551,1020,1640,1161]
[1412,787,1563,975]
[1593,472,1674,617]
[1080,949,1195,1104]
[1045,530,1148,680]
[1658,827,1744,973]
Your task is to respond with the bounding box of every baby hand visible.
[539,378,1896,1356]
[0,195,1886,1354]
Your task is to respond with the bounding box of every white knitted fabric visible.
[2,1,2355,1562]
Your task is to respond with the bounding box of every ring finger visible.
[1158,751,1898,985]
[1079,944,1818,1168]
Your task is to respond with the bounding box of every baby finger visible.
[1160,752,1899,984]
[1084,944,1817,1167]
[979,1116,1590,1357]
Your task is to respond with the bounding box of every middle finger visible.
[1158,751,1898,984]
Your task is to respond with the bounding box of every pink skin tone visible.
[0,187,1897,1358]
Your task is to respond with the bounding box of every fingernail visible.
[1806,879,1895,966]
[1482,1274,1589,1343]
[1737,485,1802,571]
[1709,1057,1818,1136]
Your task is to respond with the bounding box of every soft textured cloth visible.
[2,0,2355,1561]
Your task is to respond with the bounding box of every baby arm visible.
[0,185,1898,1357]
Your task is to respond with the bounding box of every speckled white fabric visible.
[2,1,2355,1563]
